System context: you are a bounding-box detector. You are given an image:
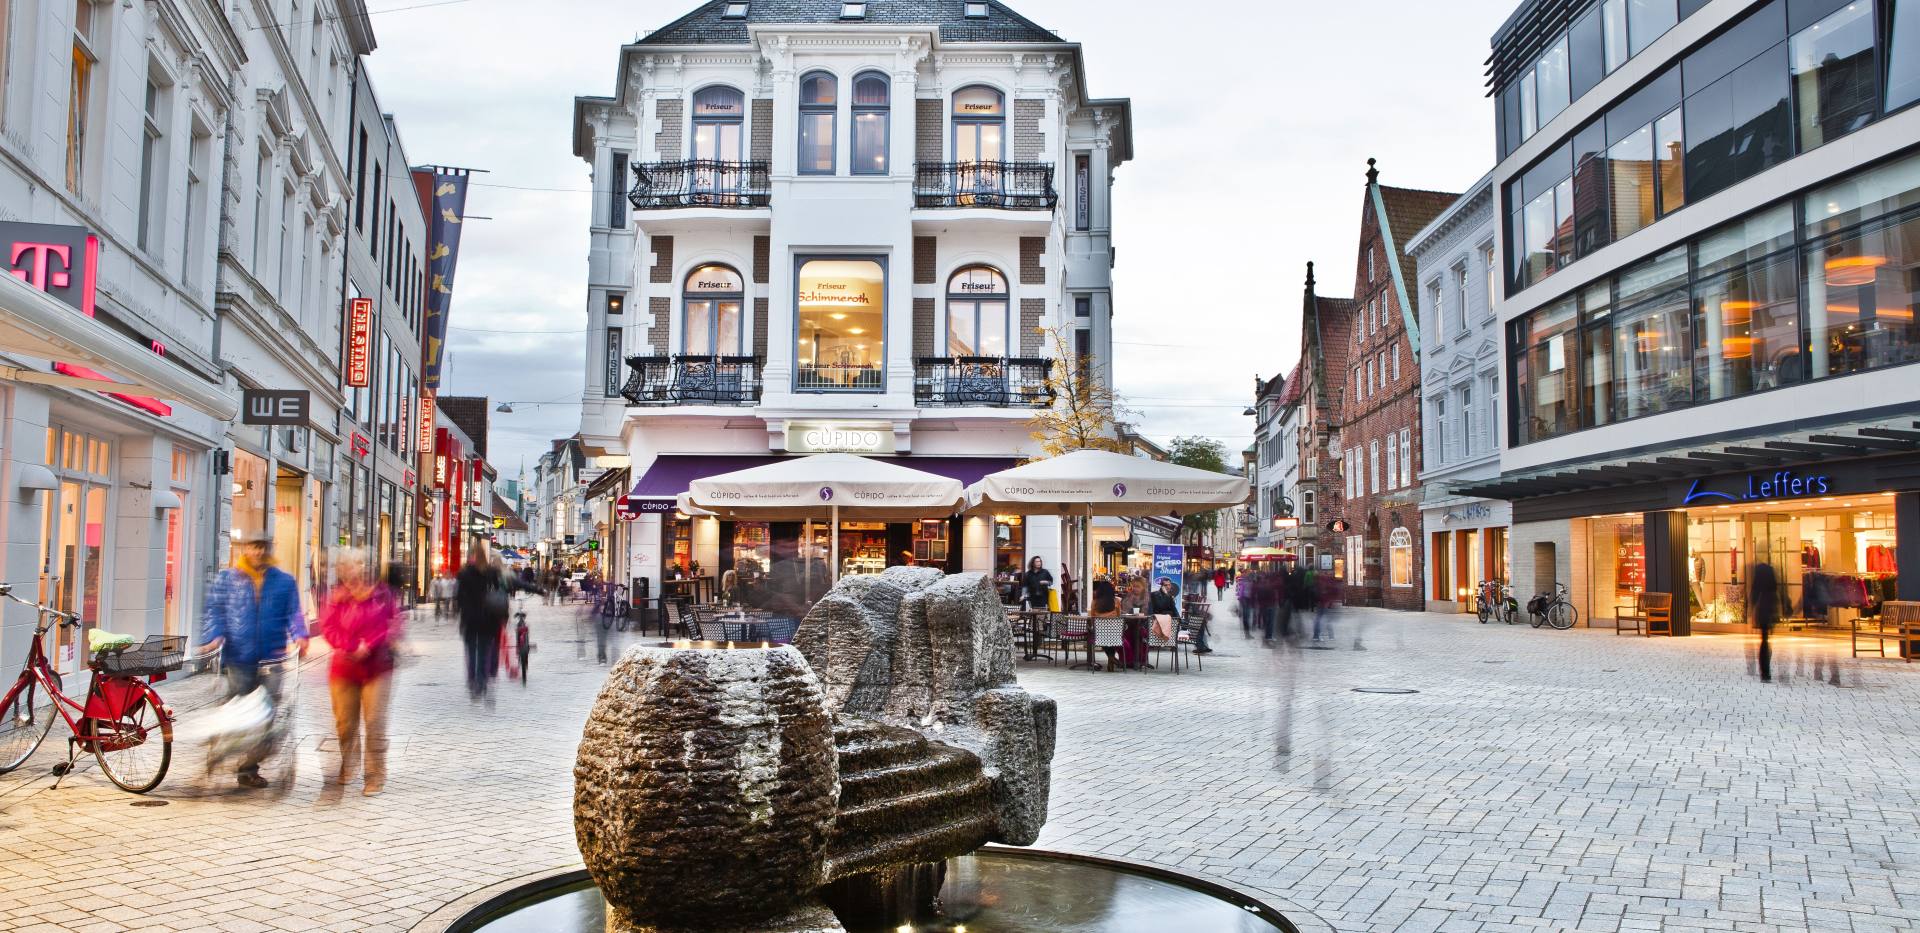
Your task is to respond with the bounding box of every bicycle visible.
[0,584,180,793]
[1527,582,1579,630]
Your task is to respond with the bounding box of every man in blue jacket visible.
[201,531,308,787]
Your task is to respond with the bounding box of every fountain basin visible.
[442,848,1298,933]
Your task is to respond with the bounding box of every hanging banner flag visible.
[345,297,373,387]
[416,169,472,390]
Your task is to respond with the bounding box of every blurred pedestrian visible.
[1235,570,1252,636]
[515,609,534,684]
[1022,556,1054,611]
[1750,559,1782,682]
[199,531,309,789]
[1213,566,1227,600]
[456,550,508,704]
[321,550,401,796]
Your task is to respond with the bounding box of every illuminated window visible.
[683,264,744,356]
[798,72,836,174]
[945,266,1009,357]
[851,72,889,175]
[1389,527,1413,587]
[796,258,885,390]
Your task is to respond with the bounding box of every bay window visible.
[796,257,885,391]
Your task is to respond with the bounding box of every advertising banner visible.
[1151,544,1186,600]
[418,391,436,453]
[418,170,472,390]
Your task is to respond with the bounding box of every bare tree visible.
[1026,325,1129,457]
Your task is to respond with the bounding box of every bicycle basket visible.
[93,635,187,676]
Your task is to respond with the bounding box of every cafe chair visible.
[1057,615,1089,669]
[1091,617,1127,672]
[1146,619,1184,673]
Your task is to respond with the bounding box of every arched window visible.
[946,265,1009,358]
[683,264,744,356]
[851,72,889,175]
[798,72,837,174]
[691,86,744,162]
[951,85,1004,164]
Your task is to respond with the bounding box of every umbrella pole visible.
[804,517,813,601]
[830,504,840,583]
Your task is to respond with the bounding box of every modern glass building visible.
[1471,0,1920,635]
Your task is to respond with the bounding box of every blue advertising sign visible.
[1151,544,1186,600]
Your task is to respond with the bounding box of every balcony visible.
[914,357,1053,408]
[628,160,771,210]
[621,355,763,406]
[913,162,1056,211]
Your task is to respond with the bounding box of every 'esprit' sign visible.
[345,298,373,387]
[240,390,310,426]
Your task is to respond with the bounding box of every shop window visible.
[1389,528,1413,588]
[796,257,885,390]
[851,72,889,175]
[994,515,1024,578]
[798,72,836,175]
[1520,296,1579,442]
[1614,248,1692,420]
[946,265,1010,357]
[1803,211,1920,378]
[683,264,745,356]
[1578,281,1616,428]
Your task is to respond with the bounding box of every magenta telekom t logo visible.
[9,242,73,291]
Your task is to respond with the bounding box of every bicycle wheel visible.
[0,672,61,773]
[88,685,172,793]
[1503,601,1522,625]
[1477,599,1491,624]
[1549,602,1578,630]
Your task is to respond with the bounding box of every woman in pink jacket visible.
[322,551,403,796]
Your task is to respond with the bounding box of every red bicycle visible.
[0,583,180,793]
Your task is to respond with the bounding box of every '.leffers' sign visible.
[786,422,894,454]
[1682,469,1833,506]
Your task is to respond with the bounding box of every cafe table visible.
[1007,609,1053,661]
[1063,614,1153,671]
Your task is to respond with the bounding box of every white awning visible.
[0,272,239,420]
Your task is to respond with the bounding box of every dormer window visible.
[840,2,866,18]
[965,2,989,17]
[722,2,748,18]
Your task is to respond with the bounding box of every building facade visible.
[338,72,429,590]
[1332,164,1457,610]
[1407,173,1510,612]
[1296,266,1355,576]
[1478,0,1920,631]
[570,0,1131,599]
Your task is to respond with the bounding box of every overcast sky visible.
[365,0,1515,477]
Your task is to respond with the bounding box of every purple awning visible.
[629,454,1017,502]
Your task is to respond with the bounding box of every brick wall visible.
[1019,237,1044,285]
[649,236,673,284]
[750,100,772,163]
[655,99,683,161]
[912,237,936,284]
[648,296,670,354]
[916,100,943,164]
[1012,99,1044,162]
[914,298,935,358]
[754,297,769,358]
[1020,299,1044,355]
[1510,518,1575,616]
[753,236,770,284]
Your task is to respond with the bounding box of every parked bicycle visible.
[1475,580,1521,625]
[1526,582,1579,630]
[0,584,180,792]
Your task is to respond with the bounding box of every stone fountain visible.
[573,567,1055,932]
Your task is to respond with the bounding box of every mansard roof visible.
[638,0,1062,46]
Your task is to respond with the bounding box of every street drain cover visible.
[1479,660,1509,664]
[129,800,168,807]
[1351,687,1419,695]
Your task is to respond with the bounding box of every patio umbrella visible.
[965,449,1250,602]
[682,453,965,582]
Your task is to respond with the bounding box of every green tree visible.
[1168,436,1229,549]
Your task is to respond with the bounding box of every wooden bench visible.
[1614,591,1674,636]
[1852,601,1919,661]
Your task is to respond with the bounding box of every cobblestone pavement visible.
[1,596,1917,932]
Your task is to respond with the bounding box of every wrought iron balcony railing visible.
[914,357,1054,408]
[621,355,764,406]
[912,161,1057,211]
[628,160,772,210]
[795,362,884,392]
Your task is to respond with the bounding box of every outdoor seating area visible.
[1009,605,1208,674]
[662,597,801,644]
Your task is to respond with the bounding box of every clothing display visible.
[1801,544,1822,570]
[1865,545,1897,574]
[1802,571,1898,617]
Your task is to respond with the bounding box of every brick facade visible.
[1013,99,1044,162]
[655,99,682,160]
[648,297,671,354]
[750,99,772,163]
[1020,298,1044,355]
[916,100,943,164]
[912,236,937,284]
[648,235,673,283]
[913,298,935,358]
[752,236,770,283]
[1019,237,1045,284]
[753,297,769,358]
[1325,166,1459,611]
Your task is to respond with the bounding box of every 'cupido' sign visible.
[787,422,893,454]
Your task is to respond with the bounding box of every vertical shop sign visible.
[1074,155,1090,230]
[346,297,373,387]
[604,327,623,398]
[418,391,436,452]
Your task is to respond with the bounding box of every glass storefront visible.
[1587,515,1647,622]
[231,448,269,542]
[795,258,885,390]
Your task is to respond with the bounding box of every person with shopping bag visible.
[1021,556,1054,611]
[319,550,402,796]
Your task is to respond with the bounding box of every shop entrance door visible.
[44,481,109,677]
[1747,514,1795,627]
